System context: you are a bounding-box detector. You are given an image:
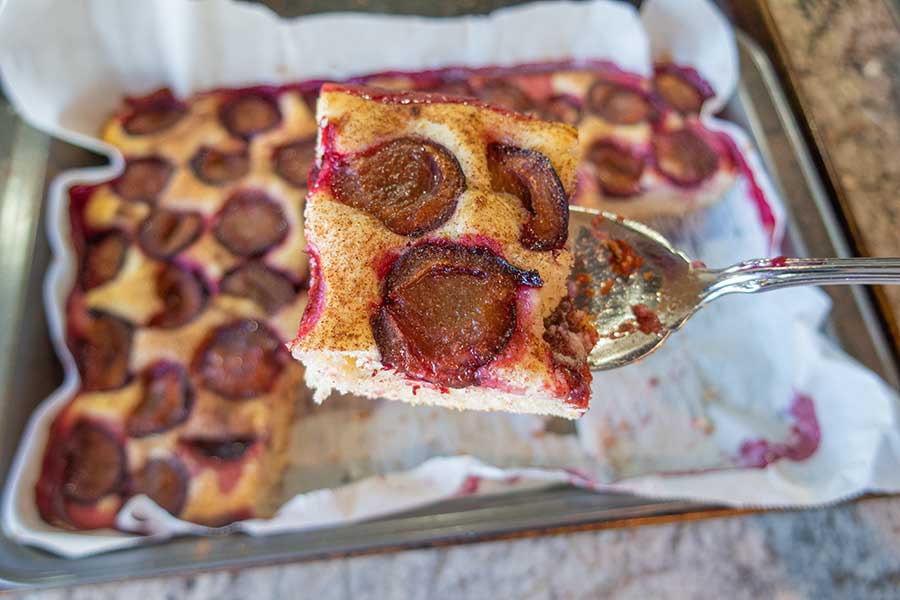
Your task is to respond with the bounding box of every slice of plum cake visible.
[290,84,598,419]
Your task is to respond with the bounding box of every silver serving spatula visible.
[569,206,900,371]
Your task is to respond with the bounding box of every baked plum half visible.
[131,457,189,516]
[331,137,465,236]
[81,230,129,290]
[474,79,533,112]
[653,128,719,186]
[122,89,186,136]
[138,209,204,260]
[190,146,250,186]
[487,143,569,251]
[151,264,209,328]
[193,319,287,399]
[540,95,582,125]
[213,190,289,257]
[219,91,281,139]
[112,157,173,203]
[220,261,298,314]
[62,422,126,503]
[126,362,194,437]
[586,141,646,197]
[653,65,714,115]
[273,138,316,188]
[372,244,542,388]
[73,311,133,392]
[431,80,476,98]
[586,80,653,125]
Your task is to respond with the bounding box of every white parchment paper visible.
[1,0,898,559]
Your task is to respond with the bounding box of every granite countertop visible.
[10,1,900,597]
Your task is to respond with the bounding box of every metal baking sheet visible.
[0,32,896,590]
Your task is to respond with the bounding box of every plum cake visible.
[36,86,314,530]
[33,61,742,531]
[290,84,599,419]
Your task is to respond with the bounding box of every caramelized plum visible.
[273,138,316,188]
[331,137,465,236]
[487,143,568,251]
[81,230,128,290]
[653,128,719,186]
[653,68,709,114]
[62,423,125,503]
[632,303,663,335]
[605,238,644,278]
[542,298,598,408]
[586,81,652,125]
[190,146,250,186]
[126,362,193,437]
[123,90,186,136]
[475,80,533,112]
[372,244,542,388]
[151,264,208,328]
[219,92,281,138]
[220,262,297,314]
[540,95,582,125]
[74,311,133,392]
[132,458,189,516]
[138,209,204,259]
[112,157,173,203]
[586,141,645,197]
[187,438,255,461]
[193,319,287,399]
[213,190,289,257]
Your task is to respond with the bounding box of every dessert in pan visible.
[613,63,735,214]
[36,87,314,529]
[290,83,598,419]
[34,61,730,531]
[571,63,737,218]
